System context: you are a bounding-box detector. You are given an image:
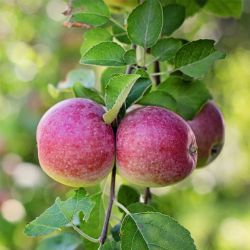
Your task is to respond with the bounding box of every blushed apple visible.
[116,106,197,187]
[188,101,225,168]
[37,98,115,187]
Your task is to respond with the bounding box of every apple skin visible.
[116,106,197,187]
[188,101,225,168]
[37,98,115,187]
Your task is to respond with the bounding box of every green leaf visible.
[73,82,105,105]
[121,212,196,250]
[36,232,82,250]
[151,38,182,61]
[205,0,243,18]
[127,203,156,213]
[58,68,95,89]
[118,185,140,212]
[124,49,136,65]
[162,4,185,35]
[101,67,126,93]
[81,193,105,250]
[112,22,131,44]
[175,39,226,78]
[160,0,201,17]
[127,0,163,48]
[25,188,94,237]
[111,224,121,242]
[80,42,126,66]
[158,76,212,119]
[80,28,112,56]
[103,74,140,124]
[99,240,120,250]
[138,90,177,111]
[126,78,152,108]
[71,0,110,27]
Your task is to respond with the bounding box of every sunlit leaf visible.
[80,42,126,66]
[103,74,140,124]
[175,39,226,78]
[121,212,197,250]
[25,188,94,237]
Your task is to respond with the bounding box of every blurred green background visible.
[0,0,250,249]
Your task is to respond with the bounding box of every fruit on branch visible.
[116,106,197,187]
[37,98,115,187]
[188,101,225,168]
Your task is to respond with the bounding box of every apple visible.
[37,98,115,187]
[116,106,197,187]
[188,101,225,168]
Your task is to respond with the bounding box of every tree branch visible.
[99,166,116,245]
[144,187,152,204]
[153,61,161,85]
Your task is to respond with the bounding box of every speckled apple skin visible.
[188,101,225,168]
[116,106,197,187]
[37,98,115,187]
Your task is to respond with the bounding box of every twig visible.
[114,200,131,215]
[126,44,137,74]
[71,224,99,243]
[99,167,116,245]
[144,187,152,204]
[154,61,161,85]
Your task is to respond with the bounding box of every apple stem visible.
[99,166,116,245]
[144,187,152,204]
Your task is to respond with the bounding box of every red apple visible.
[37,98,115,187]
[116,106,197,187]
[188,101,225,168]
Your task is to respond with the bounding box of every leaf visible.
[103,74,140,124]
[25,188,94,237]
[111,224,121,242]
[127,203,156,213]
[36,232,82,250]
[112,22,131,44]
[162,4,185,35]
[151,38,182,61]
[175,39,226,78]
[99,240,120,250]
[158,76,212,119]
[138,90,177,112]
[58,68,96,89]
[80,28,112,56]
[205,0,243,18]
[124,49,136,65]
[120,212,197,250]
[73,82,105,105]
[160,0,201,17]
[117,185,140,212]
[80,42,126,66]
[101,67,126,93]
[81,193,105,250]
[127,0,163,48]
[126,78,152,108]
[70,0,110,27]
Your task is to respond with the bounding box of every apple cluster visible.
[37,98,224,187]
